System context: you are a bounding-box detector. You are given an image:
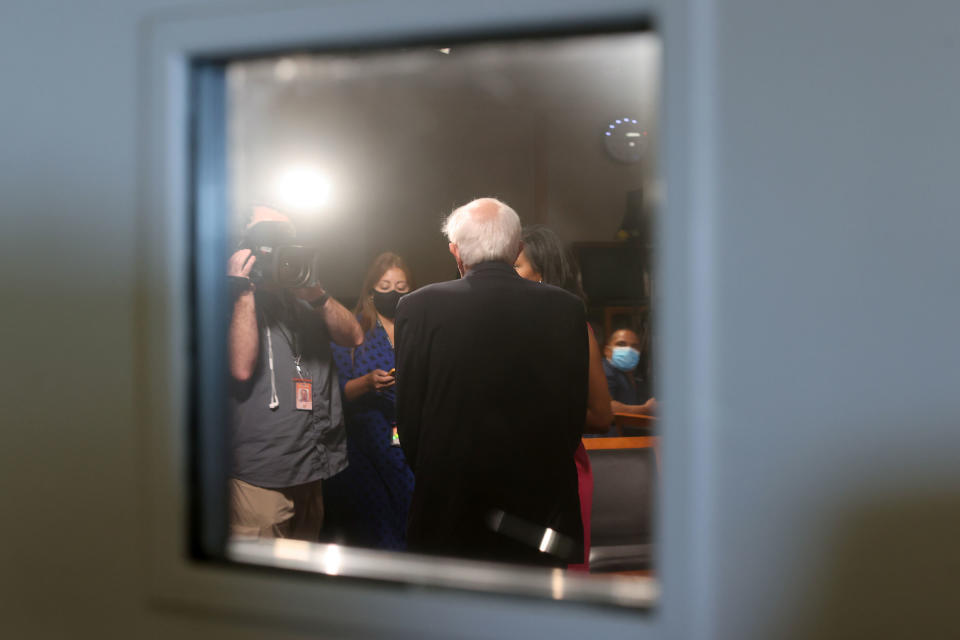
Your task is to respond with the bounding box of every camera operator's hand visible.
[290,284,327,304]
[228,249,256,281]
[297,286,364,349]
[366,368,396,392]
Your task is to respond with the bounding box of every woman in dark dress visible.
[324,252,415,550]
[515,225,613,571]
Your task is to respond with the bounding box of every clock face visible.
[604,118,647,164]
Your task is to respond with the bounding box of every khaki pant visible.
[230,478,324,541]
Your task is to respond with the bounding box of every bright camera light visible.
[273,165,332,212]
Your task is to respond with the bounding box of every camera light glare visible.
[323,544,343,575]
[273,165,332,212]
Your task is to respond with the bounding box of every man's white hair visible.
[442,198,522,268]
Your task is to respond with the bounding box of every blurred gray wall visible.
[1,0,959,639]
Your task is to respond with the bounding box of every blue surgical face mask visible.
[610,346,640,372]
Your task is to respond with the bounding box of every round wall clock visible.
[603,118,647,164]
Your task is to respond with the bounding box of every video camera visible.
[240,220,323,288]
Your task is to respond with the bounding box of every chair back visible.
[584,436,658,572]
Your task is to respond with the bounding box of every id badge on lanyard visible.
[294,378,313,410]
[265,315,313,411]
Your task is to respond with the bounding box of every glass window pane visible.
[193,28,660,608]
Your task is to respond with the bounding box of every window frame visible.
[138,1,713,637]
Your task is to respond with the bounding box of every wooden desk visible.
[613,412,656,436]
[582,436,657,450]
[583,435,660,471]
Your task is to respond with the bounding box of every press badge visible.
[294,378,313,411]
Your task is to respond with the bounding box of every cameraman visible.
[227,206,363,541]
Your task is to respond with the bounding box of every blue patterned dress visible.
[324,319,415,550]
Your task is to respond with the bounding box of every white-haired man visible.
[394,198,588,567]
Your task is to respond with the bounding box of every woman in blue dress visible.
[324,252,416,550]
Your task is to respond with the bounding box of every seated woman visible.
[515,225,613,571]
[324,252,415,550]
[603,327,657,416]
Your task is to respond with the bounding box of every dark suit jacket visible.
[394,260,588,566]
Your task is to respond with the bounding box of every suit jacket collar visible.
[464,260,518,279]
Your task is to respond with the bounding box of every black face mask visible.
[372,289,403,319]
